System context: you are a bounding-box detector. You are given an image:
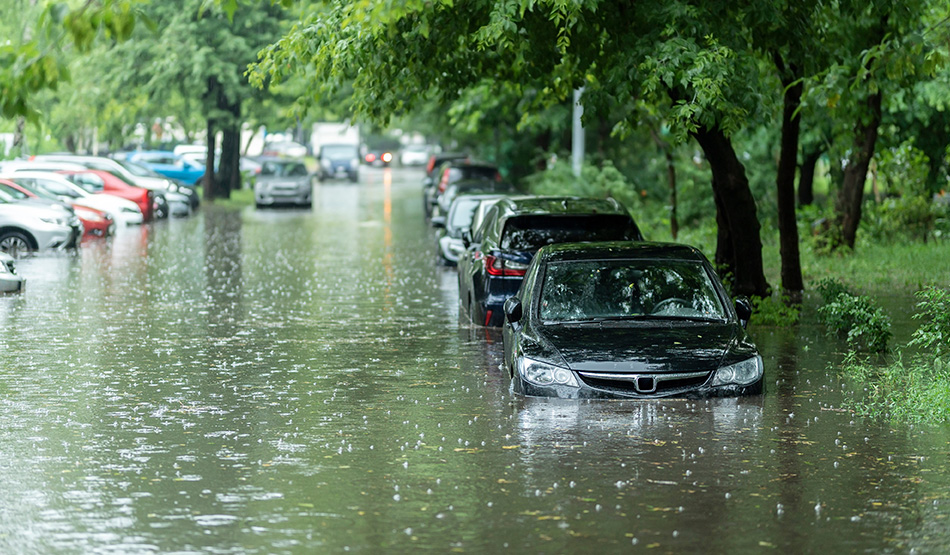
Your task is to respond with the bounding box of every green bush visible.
[816,279,891,353]
[750,294,800,326]
[909,286,950,361]
[841,352,950,423]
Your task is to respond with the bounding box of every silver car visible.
[254,158,314,208]
[0,252,25,292]
[0,189,82,256]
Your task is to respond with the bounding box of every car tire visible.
[0,230,35,257]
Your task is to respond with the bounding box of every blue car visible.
[124,151,205,186]
[457,196,643,327]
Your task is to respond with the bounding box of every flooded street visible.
[2,167,949,553]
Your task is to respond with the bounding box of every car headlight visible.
[712,355,763,386]
[321,159,332,168]
[519,357,578,387]
[40,216,67,226]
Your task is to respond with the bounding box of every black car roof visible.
[536,241,708,263]
[494,196,628,217]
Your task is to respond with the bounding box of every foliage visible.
[909,286,950,361]
[841,352,950,423]
[750,295,801,327]
[816,279,892,353]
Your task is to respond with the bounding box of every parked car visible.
[4,172,144,226]
[58,169,162,221]
[123,150,205,186]
[31,154,195,214]
[434,178,518,217]
[502,241,762,398]
[0,186,82,255]
[457,196,643,327]
[399,144,431,166]
[0,251,25,292]
[433,194,507,265]
[254,158,314,208]
[0,178,113,240]
[424,160,499,219]
[262,140,309,158]
[317,143,360,183]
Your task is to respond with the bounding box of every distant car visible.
[4,172,144,226]
[502,241,762,399]
[0,252,25,292]
[317,143,360,183]
[123,151,205,186]
[424,160,499,219]
[0,186,82,256]
[433,194,506,265]
[262,140,309,158]
[399,144,430,166]
[457,196,643,327]
[254,158,314,208]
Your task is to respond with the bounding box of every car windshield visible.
[322,145,358,159]
[539,259,727,323]
[117,159,164,178]
[448,197,483,229]
[0,183,29,201]
[260,161,309,177]
[500,214,639,251]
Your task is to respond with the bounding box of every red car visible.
[0,179,112,240]
[58,170,156,221]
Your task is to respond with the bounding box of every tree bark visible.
[798,146,821,206]
[202,116,219,202]
[835,91,882,250]
[774,60,804,295]
[692,126,770,298]
[650,127,678,240]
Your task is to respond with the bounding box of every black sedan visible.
[502,241,762,399]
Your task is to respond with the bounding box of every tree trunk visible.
[835,91,882,250]
[650,127,678,240]
[202,117,219,202]
[692,126,770,298]
[798,147,820,206]
[220,124,240,195]
[775,64,804,295]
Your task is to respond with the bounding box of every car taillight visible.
[365,153,377,163]
[426,157,435,173]
[438,174,449,193]
[484,254,527,277]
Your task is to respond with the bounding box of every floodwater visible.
[1,167,948,553]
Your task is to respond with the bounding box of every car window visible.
[68,173,105,192]
[449,198,482,229]
[322,145,358,159]
[458,166,499,182]
[500,215,639,251]
[35,178,79,198]
[0,183,28,200]
[539,259,727,322]
[473,205,498,244]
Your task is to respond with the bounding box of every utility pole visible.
[571,87,585,177]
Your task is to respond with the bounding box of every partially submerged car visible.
[433,193,506,265]
[502,241,762,399]
[317,143,360,183]
[0,252,25,293]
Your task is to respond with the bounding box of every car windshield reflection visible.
[539,259,727,323]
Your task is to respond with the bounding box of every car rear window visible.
[499,214,640,251]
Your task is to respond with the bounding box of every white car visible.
[0,189,82,255]
[0,252,25,292]
[2,171,144,226]
[399,144,431,166]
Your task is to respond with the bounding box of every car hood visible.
[539,323,739,374]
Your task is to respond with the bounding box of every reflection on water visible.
[0,167,949,552]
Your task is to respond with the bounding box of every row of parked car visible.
[422,155,764,400]
[0,153,206,290]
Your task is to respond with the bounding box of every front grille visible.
[577,371,711,397]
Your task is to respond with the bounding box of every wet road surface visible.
[1,167,948,553]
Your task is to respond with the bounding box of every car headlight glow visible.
[40,216,67,226]
[712,355,763,386]
[519,358,578,387]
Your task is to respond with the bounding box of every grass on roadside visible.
[194,186,256,208]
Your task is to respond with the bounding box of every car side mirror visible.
[422,177,433,188]
[431,216,445,228]
[504,297,523,324]
[734,296,752,328]
[461,230,473,248]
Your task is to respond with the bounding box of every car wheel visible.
[0,230,35,257]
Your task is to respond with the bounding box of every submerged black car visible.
[502,242,762,399]
[458,196,643,327]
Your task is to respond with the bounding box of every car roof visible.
[493,195,628,217]
[536,241,708,263]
